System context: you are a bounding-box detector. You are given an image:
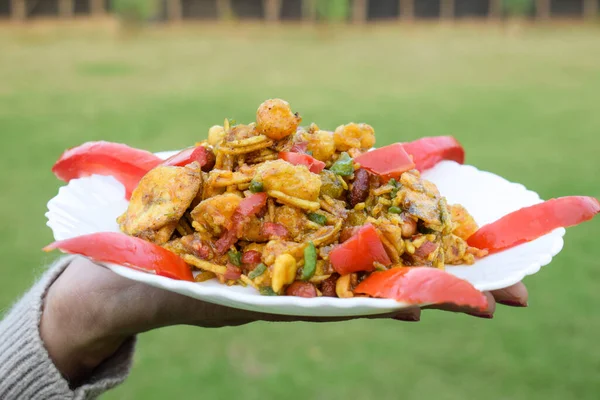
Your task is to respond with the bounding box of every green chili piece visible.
[248,263,267,279]
[249,180,264,193]
[302,242,317,281]
[228,250,241,266]
[388,206,402,214]
[259,287,278,296]
[330,152,354,176]
[307,212,327,226]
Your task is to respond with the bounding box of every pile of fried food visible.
[116,99,486,298]
[46,98,600,307]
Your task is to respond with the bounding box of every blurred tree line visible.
[112,0,353,25]
[111,0,541,26]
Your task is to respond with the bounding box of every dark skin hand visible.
[40,257,528,385]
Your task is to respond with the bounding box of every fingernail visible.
[468,312,494,319]
[394,314,420,322]
[498,300,528,307]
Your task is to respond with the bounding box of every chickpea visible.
[208,125,226,146]
[400,213,418,238]
[256,99,301,141]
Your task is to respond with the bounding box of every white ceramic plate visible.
[46,152,565,317]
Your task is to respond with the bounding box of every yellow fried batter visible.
[118,163,202,245]
[301,130,335,162]
[333,123,375,152]
[190,193,242,236]
[255,160,321,202]
[256,99,301,140]
[450,204,479,240]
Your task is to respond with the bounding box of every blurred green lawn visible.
[1,22,600,400]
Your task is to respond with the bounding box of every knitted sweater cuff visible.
[0,256,136,400]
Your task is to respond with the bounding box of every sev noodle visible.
[268,190,320,211]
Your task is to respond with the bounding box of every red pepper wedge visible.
[354,144,415,179]
[279,151,326,174]
[52,141,163,200]
[43,232,193,281]
[355,267,488,311]
[467,196,600,253]
[215,193,268,254]
[402,136,465,172]
[162,146,215,171]
[329,224,391,275]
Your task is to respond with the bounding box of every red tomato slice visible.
[224,263,242,280]
[329,224,391,275]
[355,267,488,311]
[161,146,215,171]
[354,144,415,179]
[279,151,326,174]
[468,196,600,253]
[290,141,309,153]
[402,136,465,172]
[215,193,268,254]
[52,141,162,200]
[238,193,268,216]
[43,232,193,281]
[262,222,289,239]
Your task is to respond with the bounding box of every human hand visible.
[40,257,527,384]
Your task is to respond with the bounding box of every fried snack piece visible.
[333,123,375,152]
[190,193,242,236]
[450,204,479,240]
[256,99,301,141]
[118,163,202,245]
[255,159,321,202]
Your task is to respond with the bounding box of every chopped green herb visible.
[388,178,401,198]
[417,220,436,234]
[248,263,267,279]
[249,180,264,193]
[259,287,278,296]
[301,242,317,281]
[329,152,354,176]
[227,250,241,266]
[305,150,314,156]
[388,206,402,214]
[307,212,327,226]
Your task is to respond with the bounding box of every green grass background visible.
[1,22,599,399]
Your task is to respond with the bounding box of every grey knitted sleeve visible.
[0,256,136,400]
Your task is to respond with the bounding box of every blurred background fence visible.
[1,0,598,22]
